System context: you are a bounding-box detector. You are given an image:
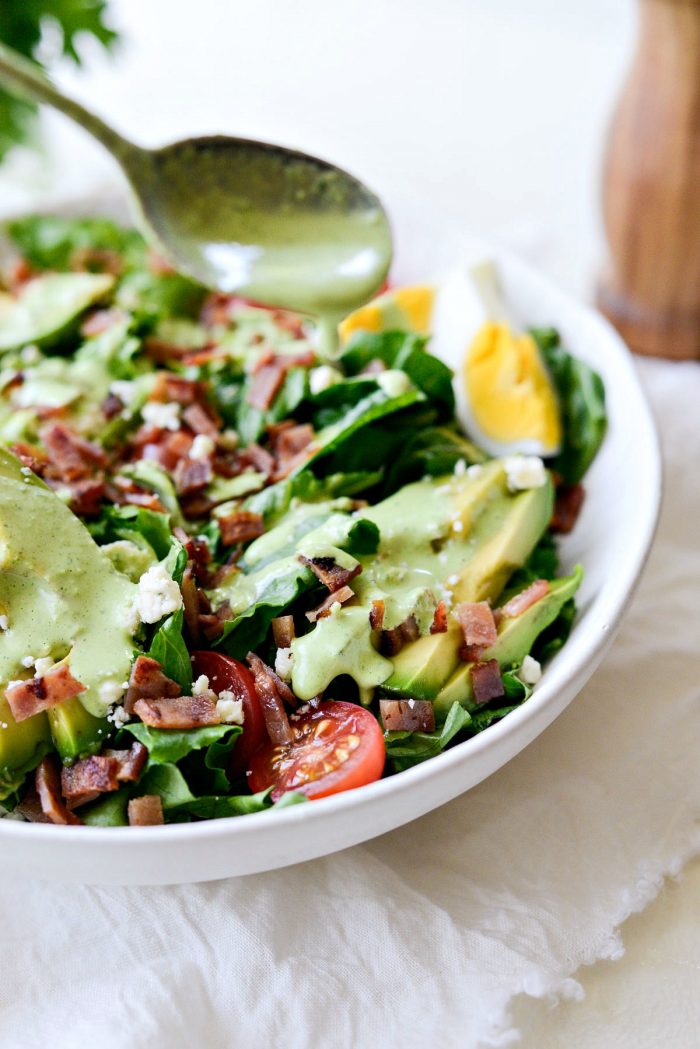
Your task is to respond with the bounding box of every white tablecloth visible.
[3,3,700,1046]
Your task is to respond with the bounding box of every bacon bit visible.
[124,655,181,715]
[246,359,287,410]
[81,307,126,338]
[198,613,225,642]
[298,555,362,593]
[379,699,436,733]
[180,491,216,520]
[122,488,168,512]
[147,248,175,276]
[182,402,220,437]
[471,659,505,705]
[551,484,585,534]
[239,443,275,477]
[272,422,316,479]
[218,510,265,547]
[101,392,124,419]
[128,795,164,826]
[380,615,420,657]
[36,757,82,825]
[431,601,448,634]
[6,664,87,723]
[273,311,308,339]
[246,653,293,745]
[455,602,498,650]
[14,787,51,823]
[143,338,190,364]
[369,599,385,631]
[181,566,201,642]
[306,584,355,622]
[61,755,120,807]
[174,456,213,496]
[70,246,123,276]
[271,615,296,649]
[7,257,35,290]
[151,373,202,406]
[200,291,236,327]
[134,694,220,729]
[103,741,149,783]
[139,429,194,470]
[8,442,48,475]
[498,579,550,619]
[62,477,105,517]
[41,423,107,481]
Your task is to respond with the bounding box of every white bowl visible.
[0,196,661,884]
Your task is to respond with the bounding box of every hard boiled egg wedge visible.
[339,261,562,459]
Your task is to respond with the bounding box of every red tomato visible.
[191,651,267,777]
[247,700,385,800]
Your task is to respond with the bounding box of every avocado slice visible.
[0,273,115,353]
[380,469,554,700]
[0,697,52,801]
[48,697,110,763]
[433,565,583,719]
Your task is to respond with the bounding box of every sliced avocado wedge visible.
[433,565,583,719]
[0,698,52,801]
[0,273,115,353]
[381,468,554,700]
[48,697,110,763]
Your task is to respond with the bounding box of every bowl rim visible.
[0,202,662,853]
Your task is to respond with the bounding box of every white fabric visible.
[0,360,696,1048]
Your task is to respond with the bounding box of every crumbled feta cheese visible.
[216,692,244,725]
[107,705,130,730]
[193,674,210,696]
[99,680,126,706]
[466,464,484,479]
[309,364,343,395]
[110,380,139,406]
[519,654,543,685]
[407,698,416,708]
[189,434,215,461]
[329,601,342,616]
[142,401,181,432]
[504,455,547,491]
[131,564,183,627]
[446,574,460,586]
[453,458,467,476]
[20,466,32,477]
[20,656,35,668]
[34,656,55,678]
[0,615,8,631]
[451,519,464,533]
[377,369,412,398]
[275,647,295,682]
[20,344,40,365]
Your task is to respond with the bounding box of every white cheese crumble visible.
[519,655,543,685]
[20,655,35,668]
[309,364,343,395]
[33,657,55,678]
[467,464,484,479]
[377,369,412,398]
[0,615,8,631]
[216,692,244,725]
[99,680,126,706]
[110,380,139,406]
[193,674,211,696]
[189,434,215,461]
[142,401,181,432]
[20,344,40,364]
[504,455,547,491]
[275,647,295,682]
[453,458,467,476]
[451,519,464,533]
[107,704,130,730]
[446,574,460,586]
[131,564,183,627]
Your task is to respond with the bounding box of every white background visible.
[3,2,700,1045]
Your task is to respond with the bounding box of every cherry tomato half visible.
[191,651,267,777]
[247,700,385,801]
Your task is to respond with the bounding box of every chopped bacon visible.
[273,311,308,339]
[200,291,236,327]
[218,510,265,547]
[247,358,287,411]
[63,477,105,517]
[14,787,51,823]
[498,579,550,619]
[551,484,585,534]
[9,441,48,476]
[239,443,275,477]
[128,795,164,826]
[6,663,86,723]
[174,456,213,495]
[144,338,190,364]
[380,615,420,657]
[431,601,448,634]
[139,429,194,470]
[271,615,296,649]
[198,613,225,642]
[104,741,149,783]
[181,565,201,642]
[101,392,124,419]
[41,423,107,481]
[455,602,498,652]
[70,246,123,276]
[35,757,81,825]
[369,599,385,631]
[61,755,120,807]
[134,693,220,729]
[298,555,362,593]
[81,307,126,338]
[124,655,181,715]
[306,584,355,622]
[246,653,294,744]
[147,248,176,276]
[151,373,202,406]
[471,659,505,705]
[182,401,220,437]
[272,423,315,479]
[7,257,35,291]
[379,699,436,733]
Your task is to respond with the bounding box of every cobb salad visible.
[0,215,606,826]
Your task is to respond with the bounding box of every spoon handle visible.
[0,42,138,164]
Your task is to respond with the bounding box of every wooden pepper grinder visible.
[598,0,700,360]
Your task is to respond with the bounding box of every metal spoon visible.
[0,42,392,332]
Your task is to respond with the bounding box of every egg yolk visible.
[339,285,435,343]
[464,321,561,453]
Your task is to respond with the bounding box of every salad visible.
[0,215,606,827]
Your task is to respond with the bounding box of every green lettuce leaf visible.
[384,701,471,771]
[123,722,241,766]
[137,762,307,821]
[147,610,192,693]
[340,330,455,417]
